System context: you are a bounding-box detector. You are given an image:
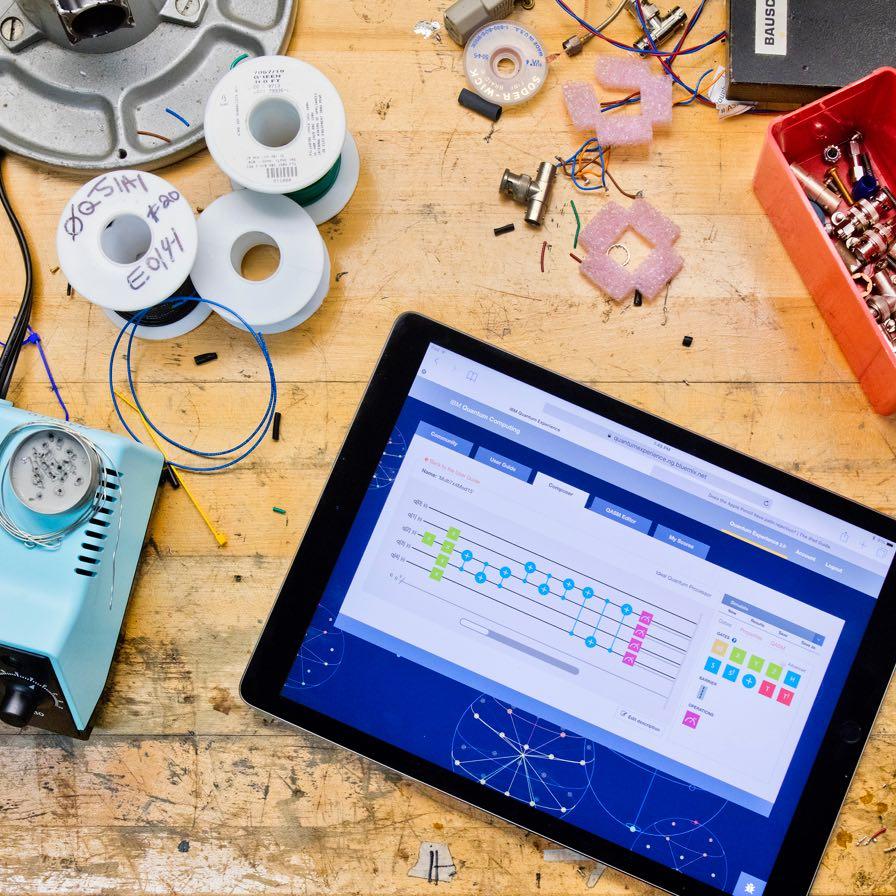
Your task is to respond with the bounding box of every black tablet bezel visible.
[242,312,896,896]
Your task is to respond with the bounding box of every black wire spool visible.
[103,278,211,340]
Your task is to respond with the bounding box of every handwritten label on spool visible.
[56,170,198,313]
[204,56,346,194]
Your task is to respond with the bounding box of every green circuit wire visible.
[286,156,343,207]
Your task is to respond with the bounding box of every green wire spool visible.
[286,157,343,208]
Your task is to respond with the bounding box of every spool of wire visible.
[109,296,277,473]
[56,170,206,340]
[203,55,360,225]
[102,278,211,341]
[190,191,330,334]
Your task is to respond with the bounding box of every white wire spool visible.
[56,170,198,312]
[56,170,204,339]
[189,191,329,334]
[204,56,358,223]
[463,21,548,106]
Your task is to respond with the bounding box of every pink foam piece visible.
[577,197,682,302]
[633,248,684,299]
[578,201,629,253]
[629,197,680,245]
[594,55,652,89]
[590,53,674,146]
[594,114,654,147]
[563,81,600,130]
[581,252,636,301]
[639,74,674,125]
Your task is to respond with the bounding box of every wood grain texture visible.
[0,0,894,893]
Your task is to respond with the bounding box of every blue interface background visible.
[282,392,876,894]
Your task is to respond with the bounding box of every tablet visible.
[242,313,896,896]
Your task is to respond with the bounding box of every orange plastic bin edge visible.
[752,67,896,415]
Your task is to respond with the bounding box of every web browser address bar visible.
[542,403,658,475]
[649,463,774,510]
[543,402,773,510]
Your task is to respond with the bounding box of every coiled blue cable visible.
[108,296,277,473]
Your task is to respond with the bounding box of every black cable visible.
[0,152,34,400]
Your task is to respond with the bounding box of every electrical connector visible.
[444,0,533,46]
[562,33,589,56]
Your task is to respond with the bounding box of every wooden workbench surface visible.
[1,1,894,894]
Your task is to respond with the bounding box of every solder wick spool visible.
[204,55,360,225]
[56,170,206,340]
[190,190,330,335]
[464,21,547,107]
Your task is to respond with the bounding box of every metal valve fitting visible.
[866,269,896,319]
[833,241,862,275]
[500,162,556,227]
[830,191,894,242]
[625,0,687,54]
[867,271,896,340]
[849,221,896,266]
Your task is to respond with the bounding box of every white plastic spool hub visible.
[205,55,348,196]
[463,21,547,107]
[55,170,198,313]
[189,191,329,334]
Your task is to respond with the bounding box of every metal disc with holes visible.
[463,21,547,107]
[9,428,99,515]
[0,0,297,171]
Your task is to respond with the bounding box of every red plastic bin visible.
[753,67,896,415]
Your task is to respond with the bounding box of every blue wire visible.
[26,328,70,421]
[555,0,719,129]
[108,297,277,473]
[602,97,642,113]
[554,0,724,60]
[563,138,608,192]
[554,0,724,105]
[164,107,191,128]
[676,68,714,106]
[559,9,716,194]
[0,327,69,420]
[629,0,711,102]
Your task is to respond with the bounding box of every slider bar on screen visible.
[459,618,580,675]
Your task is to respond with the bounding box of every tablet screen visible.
[283,343,894,895]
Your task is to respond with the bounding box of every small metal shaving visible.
[413,19,441,39]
